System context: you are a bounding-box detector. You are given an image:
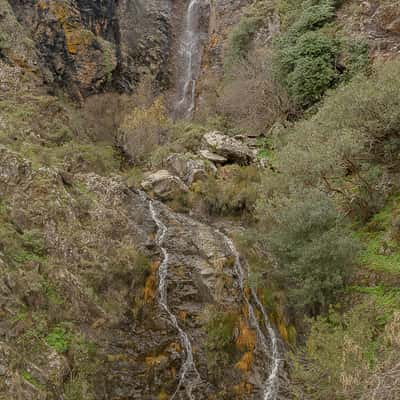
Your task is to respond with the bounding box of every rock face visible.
[7,0,172,96]
[165,152,216,185]
[338,1,400,57]
[203,131,255,165]
[141,169,189,200]
[0,145,274,399]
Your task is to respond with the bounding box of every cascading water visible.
[148,200,201,399]
[174,0,205,118]
[221,234,281,400]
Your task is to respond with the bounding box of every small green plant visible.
[46,326,70,353]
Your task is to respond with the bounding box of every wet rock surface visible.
[0,145,276,399]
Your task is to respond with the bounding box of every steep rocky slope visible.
[2,0,400,399]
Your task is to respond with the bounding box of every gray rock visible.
[141,170,189,200]
[202,131,255,164]
[166,153,216,185]
[199,149,227,164]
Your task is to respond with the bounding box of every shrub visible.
[224,16,261,70]
[119,97,171,166]
[205,310,238,379]
[219,50,292,134]
[275,28,340,107]
[273,0,367,108]
[266,59,400,220]
[196,165,261,219]
[290,296,400,399]
[259,189,359,315]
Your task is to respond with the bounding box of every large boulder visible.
[202,131,255,165]
[165,153,216,185]
[141,170,188,200]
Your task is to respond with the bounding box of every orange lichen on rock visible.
[145,354,167,366]
[64,28,94,55]
[235,351,253,372]
[234,381,253,395]
[144,260,160,303]
[236,319,256,351]
[178,310,188,321]
[209,34,219,48]
[278,319,289,343]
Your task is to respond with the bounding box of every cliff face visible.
[6,0,172,97]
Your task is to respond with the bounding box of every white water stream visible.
[149,200,201,399]
[144,190,280,399]
[221,234,281,400]
[174,0,205,118]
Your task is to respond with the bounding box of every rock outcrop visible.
[141,169,189,200]
[202,131,255,165]
[165,152,216,185]
[6,0,172,96]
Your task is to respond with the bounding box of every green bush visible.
[289,0,335,35]
[266,59,400,220]
[273,0,367,108]
[259,189,359,315]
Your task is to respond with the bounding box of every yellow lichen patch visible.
[158,390,169,400]
[144,274,156,303]
[145,354,167,367]
[178,310,188,321]
[64,27,94,55]
[209,34,219,48]
[211,256,226,272]
[243,286,251,300]
[143,260,160,303]
[278,319,289,343]
[167,342,181,353]
[234,381,253,395]
[37,1,94,55]
[236,319,256,351]
[235,351,253,372]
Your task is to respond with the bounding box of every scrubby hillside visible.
[1,0,400,399]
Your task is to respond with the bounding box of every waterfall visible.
[140,188,280,399]
[221,234,281,400]
[174,0,205,118]
[148,200,201,399]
